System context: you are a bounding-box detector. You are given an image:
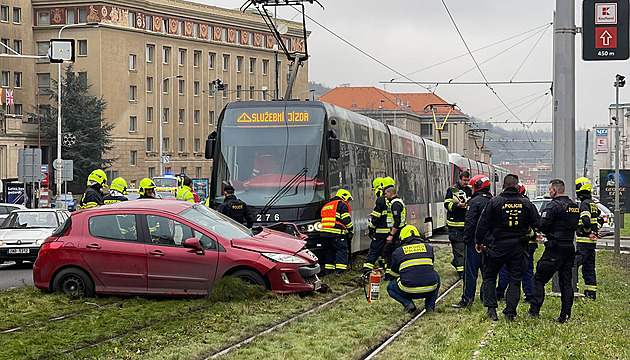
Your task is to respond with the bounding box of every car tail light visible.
[40,241,63,253]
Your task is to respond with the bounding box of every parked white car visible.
[0,203,27,221]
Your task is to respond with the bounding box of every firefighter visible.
[475,174,540,321]
[453,175,493,309]
[176,176,196,203]
[445,171,472,279]
[575,177,601,300]
[496,183,537,303]
[79,169,107,209]
[216,185,254,228]
[363,176,394,276]
[138,178,157,199]
[527,179,580,323]
[388,225,440,314]
[103,177,129,204]
[382,184,407,280]
[320,189,354,275]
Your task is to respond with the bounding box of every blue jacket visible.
[464,190,493,246]
[391,239,438,294]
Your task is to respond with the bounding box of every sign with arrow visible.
[583,0,629,60]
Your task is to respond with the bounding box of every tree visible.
[33,65,114,194]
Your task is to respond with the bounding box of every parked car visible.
[0,209,70,264]
[51,194,78,211]
[0,203,27,221]
[33,201,320,297]
[530,198,614,237]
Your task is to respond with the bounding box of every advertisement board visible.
[599,169,630,213]
[192,179,209,204]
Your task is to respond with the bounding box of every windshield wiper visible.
[258,167,308,217]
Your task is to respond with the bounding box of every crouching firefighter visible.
[363,176,395,276]
[320,189,354,275]
[575,177,601,300]
[387,225,440,314]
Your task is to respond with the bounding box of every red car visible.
[33,200,321,297]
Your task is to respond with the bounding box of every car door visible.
[143,214,219,295]
[79,213,147,292]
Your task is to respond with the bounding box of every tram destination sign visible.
[236,111,310,124]
[583,0,629,61]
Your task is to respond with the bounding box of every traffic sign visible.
[161,156,170,164]
[18,148,43,183]
[583,0,629,61]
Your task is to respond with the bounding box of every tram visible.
[448,153,510,194]
[205,100,450,254]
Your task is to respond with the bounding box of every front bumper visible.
[267,262,321,293]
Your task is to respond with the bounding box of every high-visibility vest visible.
[320,200,351,235]
[176,185,195,202]
[386,198,406,228]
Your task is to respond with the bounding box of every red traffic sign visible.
[583,0,629,60]
[595,27,617,48]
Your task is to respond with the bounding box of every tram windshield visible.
[214,105,326,207]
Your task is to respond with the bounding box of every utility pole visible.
[614,74,625,254]
[583,129,590,177]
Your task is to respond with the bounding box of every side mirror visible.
[205,131,217,159]
[183,237,204,254]
[327,130,340,159]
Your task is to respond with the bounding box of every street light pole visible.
[614,74,625,254]
[160,75,182,176]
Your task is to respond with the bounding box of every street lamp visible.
[56,22,98,207]
[379,100,385,123]
[614,73,625,254]
[159,75,183,176]
[296,89,315,100]
[423,103,458,146]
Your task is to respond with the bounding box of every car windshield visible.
[214,105,326,207]
[1,212,59,229]
[179,204,253,239]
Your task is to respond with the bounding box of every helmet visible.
[138,178,156,196]
[372,177,383,190]
[87,169,108,187]
[517,182,527,197]
[469,175,491,192]
[576,177,592,193]
[335,189,353,202]
[400,225,420,241]
[110,177,128,195]
[382,176,395,189]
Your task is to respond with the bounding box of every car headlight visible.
[262,252,307,264]
[35,239,44,246]
[0,240,3,246]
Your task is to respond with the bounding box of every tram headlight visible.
[305,222,322,233]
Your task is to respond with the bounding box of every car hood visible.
[230,229,306,255]
[0,228,55,244]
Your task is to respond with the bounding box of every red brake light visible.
[40,241,64,252]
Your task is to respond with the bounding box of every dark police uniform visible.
[103,192,128,205]
[476,186,539,319]
[528,195,579,322]
[387,237,440,313]
[383,196,406,279]
[80,185,104,209]
[216,194,254,228]
[496,228,537,302]
[444,183,472,278]
[320,197,353,274]
[457,188,493,307]
[363,194,390,274]
[575,193,601,299]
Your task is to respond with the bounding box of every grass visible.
[620,213,630,237]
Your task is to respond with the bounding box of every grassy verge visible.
[621,213,630,237]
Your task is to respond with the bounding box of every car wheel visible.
[53,268,95,297]
[232,269,267,288]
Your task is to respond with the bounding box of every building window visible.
[420,123,432,136]
[37,42,49,56]
[128,12,135,27]
[222,28,227,41]
[163,138,170,152]
[236,30,241,44]
[193,50,201,67]
[162,108,169,123]
[146,77,153,92]
[178,21,183,35]
[236,56,243,72]
[194,110,199,124]
[165,167,172,174]
[194,138,200,153]
[178,49,186,66]
[37,10,50,25]
[178,79,185,94]
[193,23,199,37]
[262,59,269,75]
[180,167,187,175]
[37,73,50,93]
[0,39,7,54]
[0,6,8,22]
[130,116,137,132]
[14,72,21,88]
[209,111,214,125]
[162,78,169,93]
[66,9,74,24]
[223,86,228,98]
[208,52,215,69]
[236,85,242,99]
[162,19,168,34]
[222,54,230,71]
[129,86,137,101]
[162,46,170,64]
[146,44,154,62]
[146,137,153,152]
[2,71,9,87]
[249,58,256,74]
[130,151,137,166]
[145,15,152,31]
[13,104,22,115]
[148,167,155,178]
[249,86,254,100]
[77,40,87,56]
[13,40,21,55]
[207,82,214,96]
[78,8,87,22]
[196,167,201,178]
[193,81,199,96]
[78,72,87,87]
[129,54,137,70]
[262,89,268,100]
[179,109,185,123]
[178,138,185,152]
[147,107,153,122]
[13,7,21,24]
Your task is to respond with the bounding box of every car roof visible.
[0,203,27,207]
[75,199,194,214]
[12,208,67,213]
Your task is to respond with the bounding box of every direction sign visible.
[161,155,170,164]
[583,0,629,60]
[18,148,43,183]
[596,128,609,136]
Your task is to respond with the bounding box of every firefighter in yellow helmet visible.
[364,176,395,276]
[138,178,157,199]
[575,177,602,300]
[103,177,129,204]
[320,189,354,275]
[80,169,107,209]
[175,176,196,203]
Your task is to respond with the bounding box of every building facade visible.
[592,102,630,191]
[1,0,308,189]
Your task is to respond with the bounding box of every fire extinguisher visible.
[365,269,383,303]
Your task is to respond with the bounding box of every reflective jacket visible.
[391,238,438,294]
[103,190,128,205]
[576,195,601,244]
[80,186,104,209]
[386,197,406,229]
[369,195,390,234]
[176,185,195,203]
[320,197,353,236]
[444,183,471,227]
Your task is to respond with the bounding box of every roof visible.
[320,86,463,115]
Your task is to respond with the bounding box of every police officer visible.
[383,184,407,280]
[453,175,493,309]
[320,189,354,274]
[216,185,254,228]
[445,171,472,279]
[363,176,393,276]
[176,176,196,203]
[475,174,540,321]
[138,178,157,199]
[527,179,580,323]
[80,169,107,209]
[575,177,601,300]
[388,225,440,314]
[103,177,129,204]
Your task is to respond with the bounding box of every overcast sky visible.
[194,0,629,131]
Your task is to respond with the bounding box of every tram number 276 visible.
[256,213,280,222]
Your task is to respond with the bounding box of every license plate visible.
[7,249,29,254]
[313,279,322,290]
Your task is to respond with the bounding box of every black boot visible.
[486,307,498,321]
[452,298,472,309]
[556,314,570,324]
[585,290,596,300]
[404,302,417,314]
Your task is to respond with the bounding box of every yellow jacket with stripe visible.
[391,238,438,293]
[576,195,601,243]
[444,183,471,227]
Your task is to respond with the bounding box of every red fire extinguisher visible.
[367,269,382,303]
